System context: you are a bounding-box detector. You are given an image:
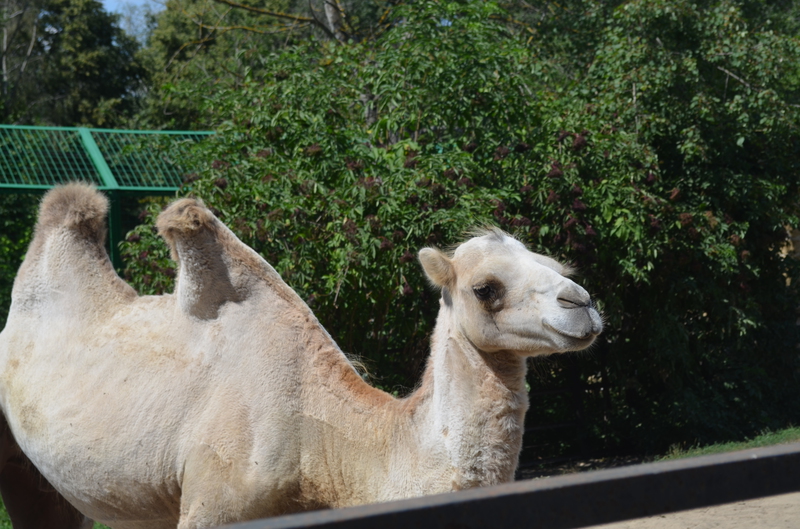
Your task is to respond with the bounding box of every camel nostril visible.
[556,285,591,309]
[557,297,587,309]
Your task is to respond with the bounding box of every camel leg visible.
[0,414,92,529]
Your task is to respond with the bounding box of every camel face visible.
[419,230,602,356]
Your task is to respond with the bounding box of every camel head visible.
[419,228,602,356]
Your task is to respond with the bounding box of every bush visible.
[121,0,800,452]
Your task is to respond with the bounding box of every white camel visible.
[0,183,602,529]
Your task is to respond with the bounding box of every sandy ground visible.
[585,491,800,529]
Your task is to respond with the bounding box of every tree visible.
[134,0,390,129]
[0,0,144,126]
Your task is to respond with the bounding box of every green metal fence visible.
[0,125,213,267]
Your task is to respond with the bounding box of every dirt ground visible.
[586,491,800,529]
[520,456,800,529]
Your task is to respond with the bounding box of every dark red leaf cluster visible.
[457,177,474,187]
[358,177,381,188]
[399,250,415,264]
[379,238,394,251]
[547,164,563,179]
[346,159,364,171]
[572,134,587,151]
[305,143,323,157]
[182,172,199,184]
[404,151,418,168]
[649,215,661,231]
[343,219,357,235]
[494,146,511,161]
[366,215,381,230]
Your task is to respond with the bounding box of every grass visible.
[1,427,799,527]
[660,426,800,461]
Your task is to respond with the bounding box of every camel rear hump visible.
[156,197,306,319]
[156,198,218,262]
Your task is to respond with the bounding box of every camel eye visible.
[473,284,495,301]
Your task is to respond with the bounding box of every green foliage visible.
[0,194,36,329]
[582,0,800,449]
[121,0,800,450]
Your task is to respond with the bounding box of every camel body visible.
[0,185,602,528]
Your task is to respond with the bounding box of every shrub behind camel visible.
[0,184,602,529]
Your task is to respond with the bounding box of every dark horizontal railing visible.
[220,441,800,529]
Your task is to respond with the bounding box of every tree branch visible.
[208,0,333,37]
[717,66,754,91]
[194,21,311,36]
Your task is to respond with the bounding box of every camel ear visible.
[419,247,455,289]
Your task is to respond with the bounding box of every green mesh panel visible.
[0,125,212,191]
[0,127,103,186]
[91,131,208,189]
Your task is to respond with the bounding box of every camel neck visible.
[413,298,529,489]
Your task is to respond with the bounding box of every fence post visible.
[77,128,123,270]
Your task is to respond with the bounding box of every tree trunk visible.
[323,0,346,42]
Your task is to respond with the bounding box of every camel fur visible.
[0,183,603,528]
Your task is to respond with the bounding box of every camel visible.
[0,183,602,529]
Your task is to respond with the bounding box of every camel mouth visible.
[542,308,603,347]
[546,327,600,352]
